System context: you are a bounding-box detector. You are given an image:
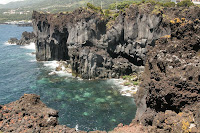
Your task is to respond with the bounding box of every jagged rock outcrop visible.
[32,4,173,79]
[8,31,35,45]
[0,94,86,133]
[135,18,200,132]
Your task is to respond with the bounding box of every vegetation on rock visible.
[122,75,140,86]
[177,0,194,7]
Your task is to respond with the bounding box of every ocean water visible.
[0,24,137,131]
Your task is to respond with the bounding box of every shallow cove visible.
[0,25,137,131]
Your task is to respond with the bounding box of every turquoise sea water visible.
[0,24,137,131]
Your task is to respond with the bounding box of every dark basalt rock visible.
[32,5,200,80]
[17,31,36,45]
[135,17,200,132]
[32,4,172,79]
[8,31,35,45]
[8,38,18,44]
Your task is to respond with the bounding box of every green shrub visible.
[124,82,131,86]
[163,2,175,7]
[177,0,194,7]
[109,1,133,10]
[152,5,164,14]
[104,9,110,17]
[132,81,139,85]
[113,13,119,20]
[87,3,103,14]
[146,0,157,5]
[87,3,97,10]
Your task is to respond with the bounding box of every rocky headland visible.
[8,31,35,45]
[1,2,200,133]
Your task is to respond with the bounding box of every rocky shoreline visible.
[48,60,139,97]
[0,94,147,133]
[2,2,200,133]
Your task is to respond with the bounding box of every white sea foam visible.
[20,42,36,50]
[29,59,37,62]
[43,61,73,77]
[4,41,16,46]
[55,70,73,77]
[108,78,138,97]
[26,53,36,57]
[43,61,59,70]
[77,77,83,81]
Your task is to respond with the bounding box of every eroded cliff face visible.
[32,4,172,79]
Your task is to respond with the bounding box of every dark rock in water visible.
[8,31,36,46]
[135,17,200,132]
[8,38,18,44]
[17,31,36,45]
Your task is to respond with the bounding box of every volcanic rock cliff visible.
[32,3,200,132]
[135,18,200,132]
[32,4,200,80]
[32,4,174,79]
[1,4,200,133]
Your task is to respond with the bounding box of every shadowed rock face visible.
[32,4,172,79]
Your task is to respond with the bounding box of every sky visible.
[0,0,24,4]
